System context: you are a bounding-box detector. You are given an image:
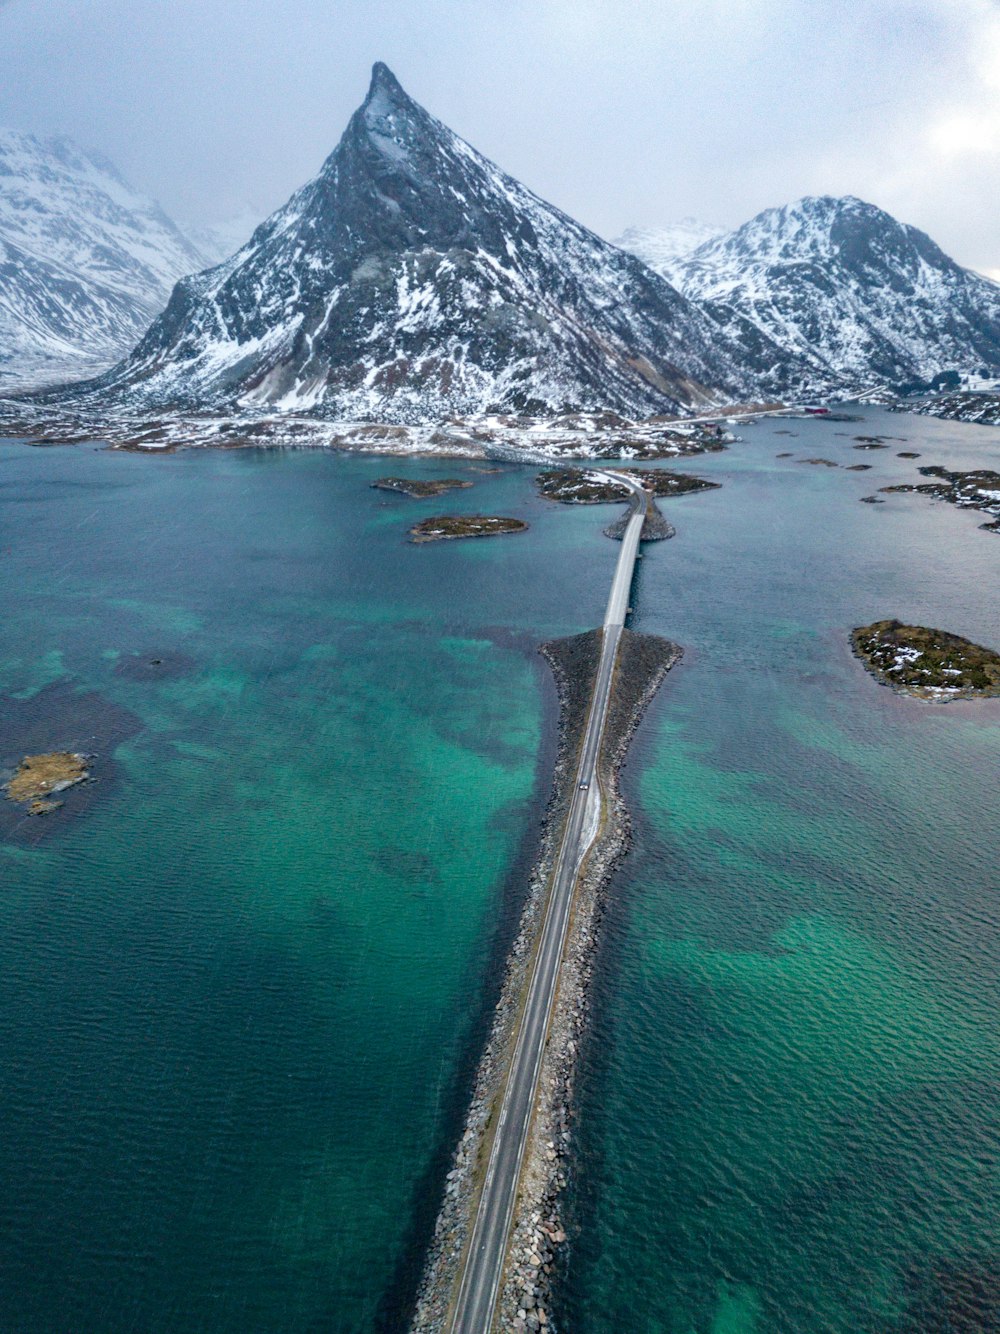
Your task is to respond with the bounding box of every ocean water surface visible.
[558,407,1000,1333]
[1,407,998,1332]
[0,445,611,1332]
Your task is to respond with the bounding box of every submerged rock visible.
[114,649,197,681]
[0,681,142,840]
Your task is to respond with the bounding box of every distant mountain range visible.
[43,64,792,421]
[0,130,218,391]
[613,220,723,271]
[4,68,1000,420]
[617,196,1000,396]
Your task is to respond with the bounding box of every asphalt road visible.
[448,471,648,1334]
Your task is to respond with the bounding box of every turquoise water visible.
[558,408,1000,1332]
[2,410,998,1332]
[0,446,611,1332]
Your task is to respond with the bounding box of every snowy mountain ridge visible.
[39,64,800,422]
[0,129,211,390]
[7,82,1000,421]
[659,195,1000,392]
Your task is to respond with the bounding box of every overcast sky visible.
[1,0,997,275]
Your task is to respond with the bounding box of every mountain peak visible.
[50,62,810,420]
[354,61,427,167]
[666,193,1000,391]
[364,62,409,108]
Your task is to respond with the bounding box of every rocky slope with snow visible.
[901,390,1000,427]
[660,196,1000,395]
[39,64,800,423]
[0,131,212,391]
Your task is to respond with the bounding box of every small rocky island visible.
[536,466,719,503]
[852,621,1000,699]
[372,476,473,497]
[4,751,90,814]
[880,466,1000,533]
[409,514,528,543]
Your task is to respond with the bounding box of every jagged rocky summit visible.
[0,130,213,391]
[638,195,1000,395]
[35,64,796,424]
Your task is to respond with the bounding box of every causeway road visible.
[448,470,648,1334]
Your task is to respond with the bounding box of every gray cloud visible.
[0,0,996,272]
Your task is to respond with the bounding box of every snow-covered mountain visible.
[0,130,212,390]
[614,219,723,273]
[49,64,800,422]
[186,210,263,266]
[663,196,1000,393]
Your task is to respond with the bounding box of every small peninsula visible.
[880,466,1000,533]
[536,467,719,503]
[409,514,528,543]
[372,476,473,497]
[851,621,1000,699]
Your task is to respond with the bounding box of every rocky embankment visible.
[852,620,1000,699]
[410,628,680,1333]
[603,503,674,542]
[536,467,719,542]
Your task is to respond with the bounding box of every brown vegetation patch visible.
[5,752,89,807]
[851,620,1000,698]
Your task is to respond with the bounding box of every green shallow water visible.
[1,409,999,1332]
[558,408,1000,1332]
[0,446,613,1332]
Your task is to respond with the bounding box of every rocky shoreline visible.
[410,628,680,1333]
[878,466,1000,534]
[892,390,1000,427]
[0,406,737,462]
